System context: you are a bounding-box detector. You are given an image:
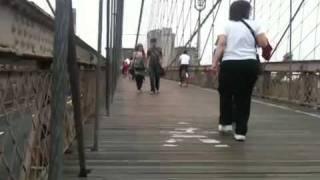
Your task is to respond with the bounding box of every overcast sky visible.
[30,0,228,64]
[30,0,320,64]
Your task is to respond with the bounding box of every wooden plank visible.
[64,79,320,179]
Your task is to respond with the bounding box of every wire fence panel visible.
[0,1,100,179]
[166,62,320,109]
[0,59,97,180]
[255,71,320,107]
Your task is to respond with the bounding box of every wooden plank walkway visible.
[64,78,320,179]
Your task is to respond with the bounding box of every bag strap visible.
[240,19,258,48]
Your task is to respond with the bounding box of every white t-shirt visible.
[124,58,130,64]
[179,54,191,65]
[219,19,265,61]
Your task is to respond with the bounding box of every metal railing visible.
[0,53,96,179]
[0,0,124,179]
[166,61,320,109]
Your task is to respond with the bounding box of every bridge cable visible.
[46,0,55,15]
[178,0,193,46]
[167,0,222,67]
[200,0,222,60]
[270,0,306,58]
[175,0,186,45]
[135,0,145,46]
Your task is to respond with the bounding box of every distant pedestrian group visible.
[128,38,163,95]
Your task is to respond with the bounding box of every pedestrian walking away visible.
[212,0,271,141]
[178,50,191,87]
[133,43,147,92]
[147,38,163,94]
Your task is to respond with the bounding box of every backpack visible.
[134,58,145,71]
[148,48,162,64]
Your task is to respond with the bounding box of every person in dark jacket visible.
[147,38,163,94]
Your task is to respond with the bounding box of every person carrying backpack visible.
[133,43,146,91]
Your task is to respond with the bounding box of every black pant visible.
[218,60,259,135]
[179,65,189,82]
[149,65,160,92]
[135,75,144,90]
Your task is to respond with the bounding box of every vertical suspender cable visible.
[167,0,222,67]
[270,0,305,57]
[200,0,222,60]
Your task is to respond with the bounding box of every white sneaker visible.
[218,125,233,133]
[234,134,246,141]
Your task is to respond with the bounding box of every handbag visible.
[159,65,165,77]
[240,20,273,74]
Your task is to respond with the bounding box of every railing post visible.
[110,0,115,102]
[93,0,104,152]
[106,0,111,115]
[262,71,271,97]
[317,71,320,109]
[66,0,88,177]
[49,0,70,179]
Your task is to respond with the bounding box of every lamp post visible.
[194,0,206,65]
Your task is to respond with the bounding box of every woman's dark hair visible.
[229,0,251,21]
[135,43,145,57]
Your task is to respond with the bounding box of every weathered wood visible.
[64,79,320,179]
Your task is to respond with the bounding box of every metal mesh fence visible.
[0,62,96,180]
[255,71,320,107]
[166,64,320,109]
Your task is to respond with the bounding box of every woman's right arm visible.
[257,33,269,48]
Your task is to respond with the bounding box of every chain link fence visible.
[166,62,320,109]
[0,56,96,180]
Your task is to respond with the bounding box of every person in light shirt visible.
[212,0,270,141]
[178,50,191,85]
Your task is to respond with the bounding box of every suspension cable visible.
[46,0,55,15]
[168,0,222,67]
[135,0,145,46]
[271,0,306,58]
[200,0,222,60]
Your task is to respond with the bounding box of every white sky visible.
[30,0,320,64]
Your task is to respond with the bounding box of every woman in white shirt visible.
[212,0,270,141]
